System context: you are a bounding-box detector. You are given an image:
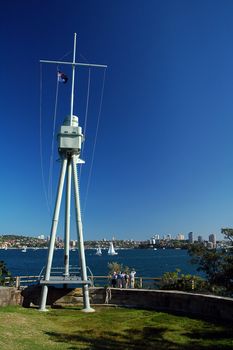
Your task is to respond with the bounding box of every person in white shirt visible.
[130,269,136,288]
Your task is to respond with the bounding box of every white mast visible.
[70,32,77,125]
[39,33,107,312]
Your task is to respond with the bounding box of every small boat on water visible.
[96,247,102,256]
[21,246,27,253]
[108,242,118,255]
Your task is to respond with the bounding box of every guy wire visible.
[48,75,60,208]
[39,63,51,215]
[82,67,107,215]
[80,67,91,181]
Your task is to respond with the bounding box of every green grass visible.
[0,305,232,349]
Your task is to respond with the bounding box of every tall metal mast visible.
[39,33,107,312]
[70,32,77,124]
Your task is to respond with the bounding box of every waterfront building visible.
[188,232,194,244]
[197,235,203,243]
[151,238,156,245]
[163,234,171,240]
[71,240,77,248]
[177,233,185,241]
[209,233,216,248]
[150,234,160,245]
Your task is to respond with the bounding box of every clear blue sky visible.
[1,0,233,241]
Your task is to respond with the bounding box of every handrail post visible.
[91,275,94,287]
[15,276,20,289]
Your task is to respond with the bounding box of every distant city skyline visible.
[1,1,233,241]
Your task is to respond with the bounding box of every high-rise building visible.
[177,233,185,240]
[150,234,160,244]
[209,233,216,248]
[188,232,194,244]
[197,235,203,243]
[164,234,171,240]
[71,240,77,248]
[151,238,156,245]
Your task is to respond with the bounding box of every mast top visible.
[40,33,107,126]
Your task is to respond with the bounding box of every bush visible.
[107,262,130,275]
[160,269,207,292]
[0,260,13,286]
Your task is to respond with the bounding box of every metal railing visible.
[38,265,93,278]
[2,275,161,289]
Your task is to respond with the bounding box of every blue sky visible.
[1,0,233,241]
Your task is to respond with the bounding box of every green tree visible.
[107,262,130,275]
[0,260,12,286]
[221,228,233,245]
[160,268,206,292]
[188,230,233,296]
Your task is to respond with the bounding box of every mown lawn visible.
[0,306,232,349]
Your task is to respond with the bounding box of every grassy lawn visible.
[0,306,232,349]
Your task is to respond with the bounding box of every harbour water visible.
[0,248,200,278]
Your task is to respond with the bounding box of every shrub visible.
[160,269,207,292]
[0,261,13,286]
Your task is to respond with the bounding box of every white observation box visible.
[57,115,84,155]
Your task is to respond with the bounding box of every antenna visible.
[38,33,107,313]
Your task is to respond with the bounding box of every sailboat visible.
[108,242,118,255]
[21,246,27,253]
[95,247,102,256]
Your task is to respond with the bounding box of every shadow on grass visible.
[46,327,168,350]
[45,325,233,350]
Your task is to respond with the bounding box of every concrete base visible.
[38,308,49,312]
[81,307,95,313]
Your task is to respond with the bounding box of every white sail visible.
[96,247,102,256]
[108,242,118,255]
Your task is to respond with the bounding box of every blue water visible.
[0,248,200,277]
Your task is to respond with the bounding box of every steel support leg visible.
[64,158,72,277]
[72,155,95,312]
[39,157,68,311]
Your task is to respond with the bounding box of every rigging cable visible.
[47,51,71,208]
[48,73,60,208]
[82,67,107,215]
[39,63,51,215]
[59,50,72,61]
[79,67,91,181]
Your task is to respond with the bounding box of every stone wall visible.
[0,287,23,307]
[98,288,233,322]
[1,286,233,322]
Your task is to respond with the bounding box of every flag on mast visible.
[57,71,68,83]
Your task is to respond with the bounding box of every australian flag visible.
[57,71,68,84]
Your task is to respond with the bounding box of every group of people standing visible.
[111,270,136,288]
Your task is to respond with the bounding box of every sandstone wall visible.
[0,287,23,306]
[1,286,233,322]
